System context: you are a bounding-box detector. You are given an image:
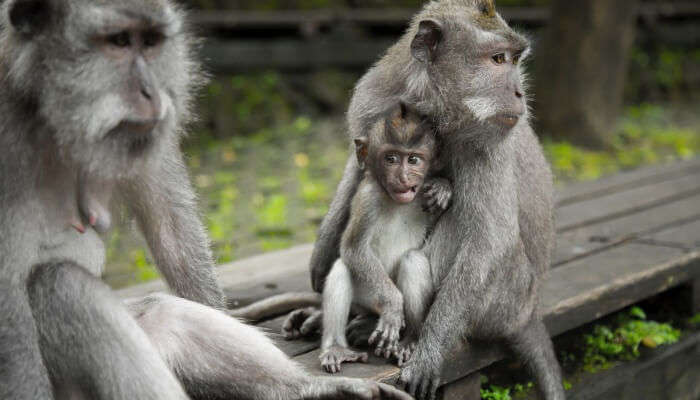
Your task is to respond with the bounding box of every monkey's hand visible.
[397,347,443,400]
[320,345,369,374]
[282,307,322,339]
[421,178,452,215]
[369,311,404,359]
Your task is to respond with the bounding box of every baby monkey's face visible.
[374,144,432,204]
[354,102,436,204]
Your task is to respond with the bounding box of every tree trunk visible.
[534,0,638,149]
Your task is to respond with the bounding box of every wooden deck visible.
[117,158,700,396]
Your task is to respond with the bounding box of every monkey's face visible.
[2,0,199,178]
[408,2,530,142]
[373,146,431,204]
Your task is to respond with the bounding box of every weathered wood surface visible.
[116,158,700,392]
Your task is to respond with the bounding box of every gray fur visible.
[302,1,565,399]
[0,1,412,399]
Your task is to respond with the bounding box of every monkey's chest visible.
[370,204,430,275]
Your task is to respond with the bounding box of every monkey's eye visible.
[107,31,131,48]
[512,53,521,65]
[143,31,165,48]
[407,155,422,165]
[385,154,400,164]
[492,53,506,65]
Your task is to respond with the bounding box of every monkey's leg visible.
[507,318,565,400]
[0,285,53,399]
[27,262,188,400]
[320,260,368,373]
[127,293,412,400]
[394,250,434,365]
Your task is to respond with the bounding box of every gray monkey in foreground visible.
[0,1,411,399]
[320,103,451,373]
[283,0,567,399]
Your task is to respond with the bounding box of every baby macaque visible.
[320,103,451,373]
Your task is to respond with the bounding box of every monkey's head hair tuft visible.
[373,102,435,152]
[0,0,205,179]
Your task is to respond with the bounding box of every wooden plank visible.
[292,244,700,385]
[555,158,700,207]
[639,218,700,250]
[543,246,698,336]
[116,244,313,300]
[554,194,700,266]
[555,171,700,232]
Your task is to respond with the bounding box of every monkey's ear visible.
[354,137,369,170]
[8,0,51,36]
[411,19,443,63]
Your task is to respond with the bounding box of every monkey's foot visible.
[347,314,377,347]
[282,307,322,339]
[369,314,404,359]
[394,340,417,367]
[306,377,412,400]
[320,346,368,374]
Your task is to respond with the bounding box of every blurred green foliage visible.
[581,306,681,372]
[543,104,699,183]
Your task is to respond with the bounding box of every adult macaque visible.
[288,0,566,399]
[321,103,450,373]
[0,1,412,399]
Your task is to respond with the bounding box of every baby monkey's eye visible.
[107,31,131,48]
[407,155,422,165]
[385,154,400,164]
[492,53,506,65]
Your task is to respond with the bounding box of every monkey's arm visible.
[121,149,225,309]
[310,155,363,292]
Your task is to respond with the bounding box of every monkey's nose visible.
[515,90,523,98]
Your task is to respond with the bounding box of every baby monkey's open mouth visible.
[392,186,418,203]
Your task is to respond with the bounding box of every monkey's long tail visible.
[228,292,321,322]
